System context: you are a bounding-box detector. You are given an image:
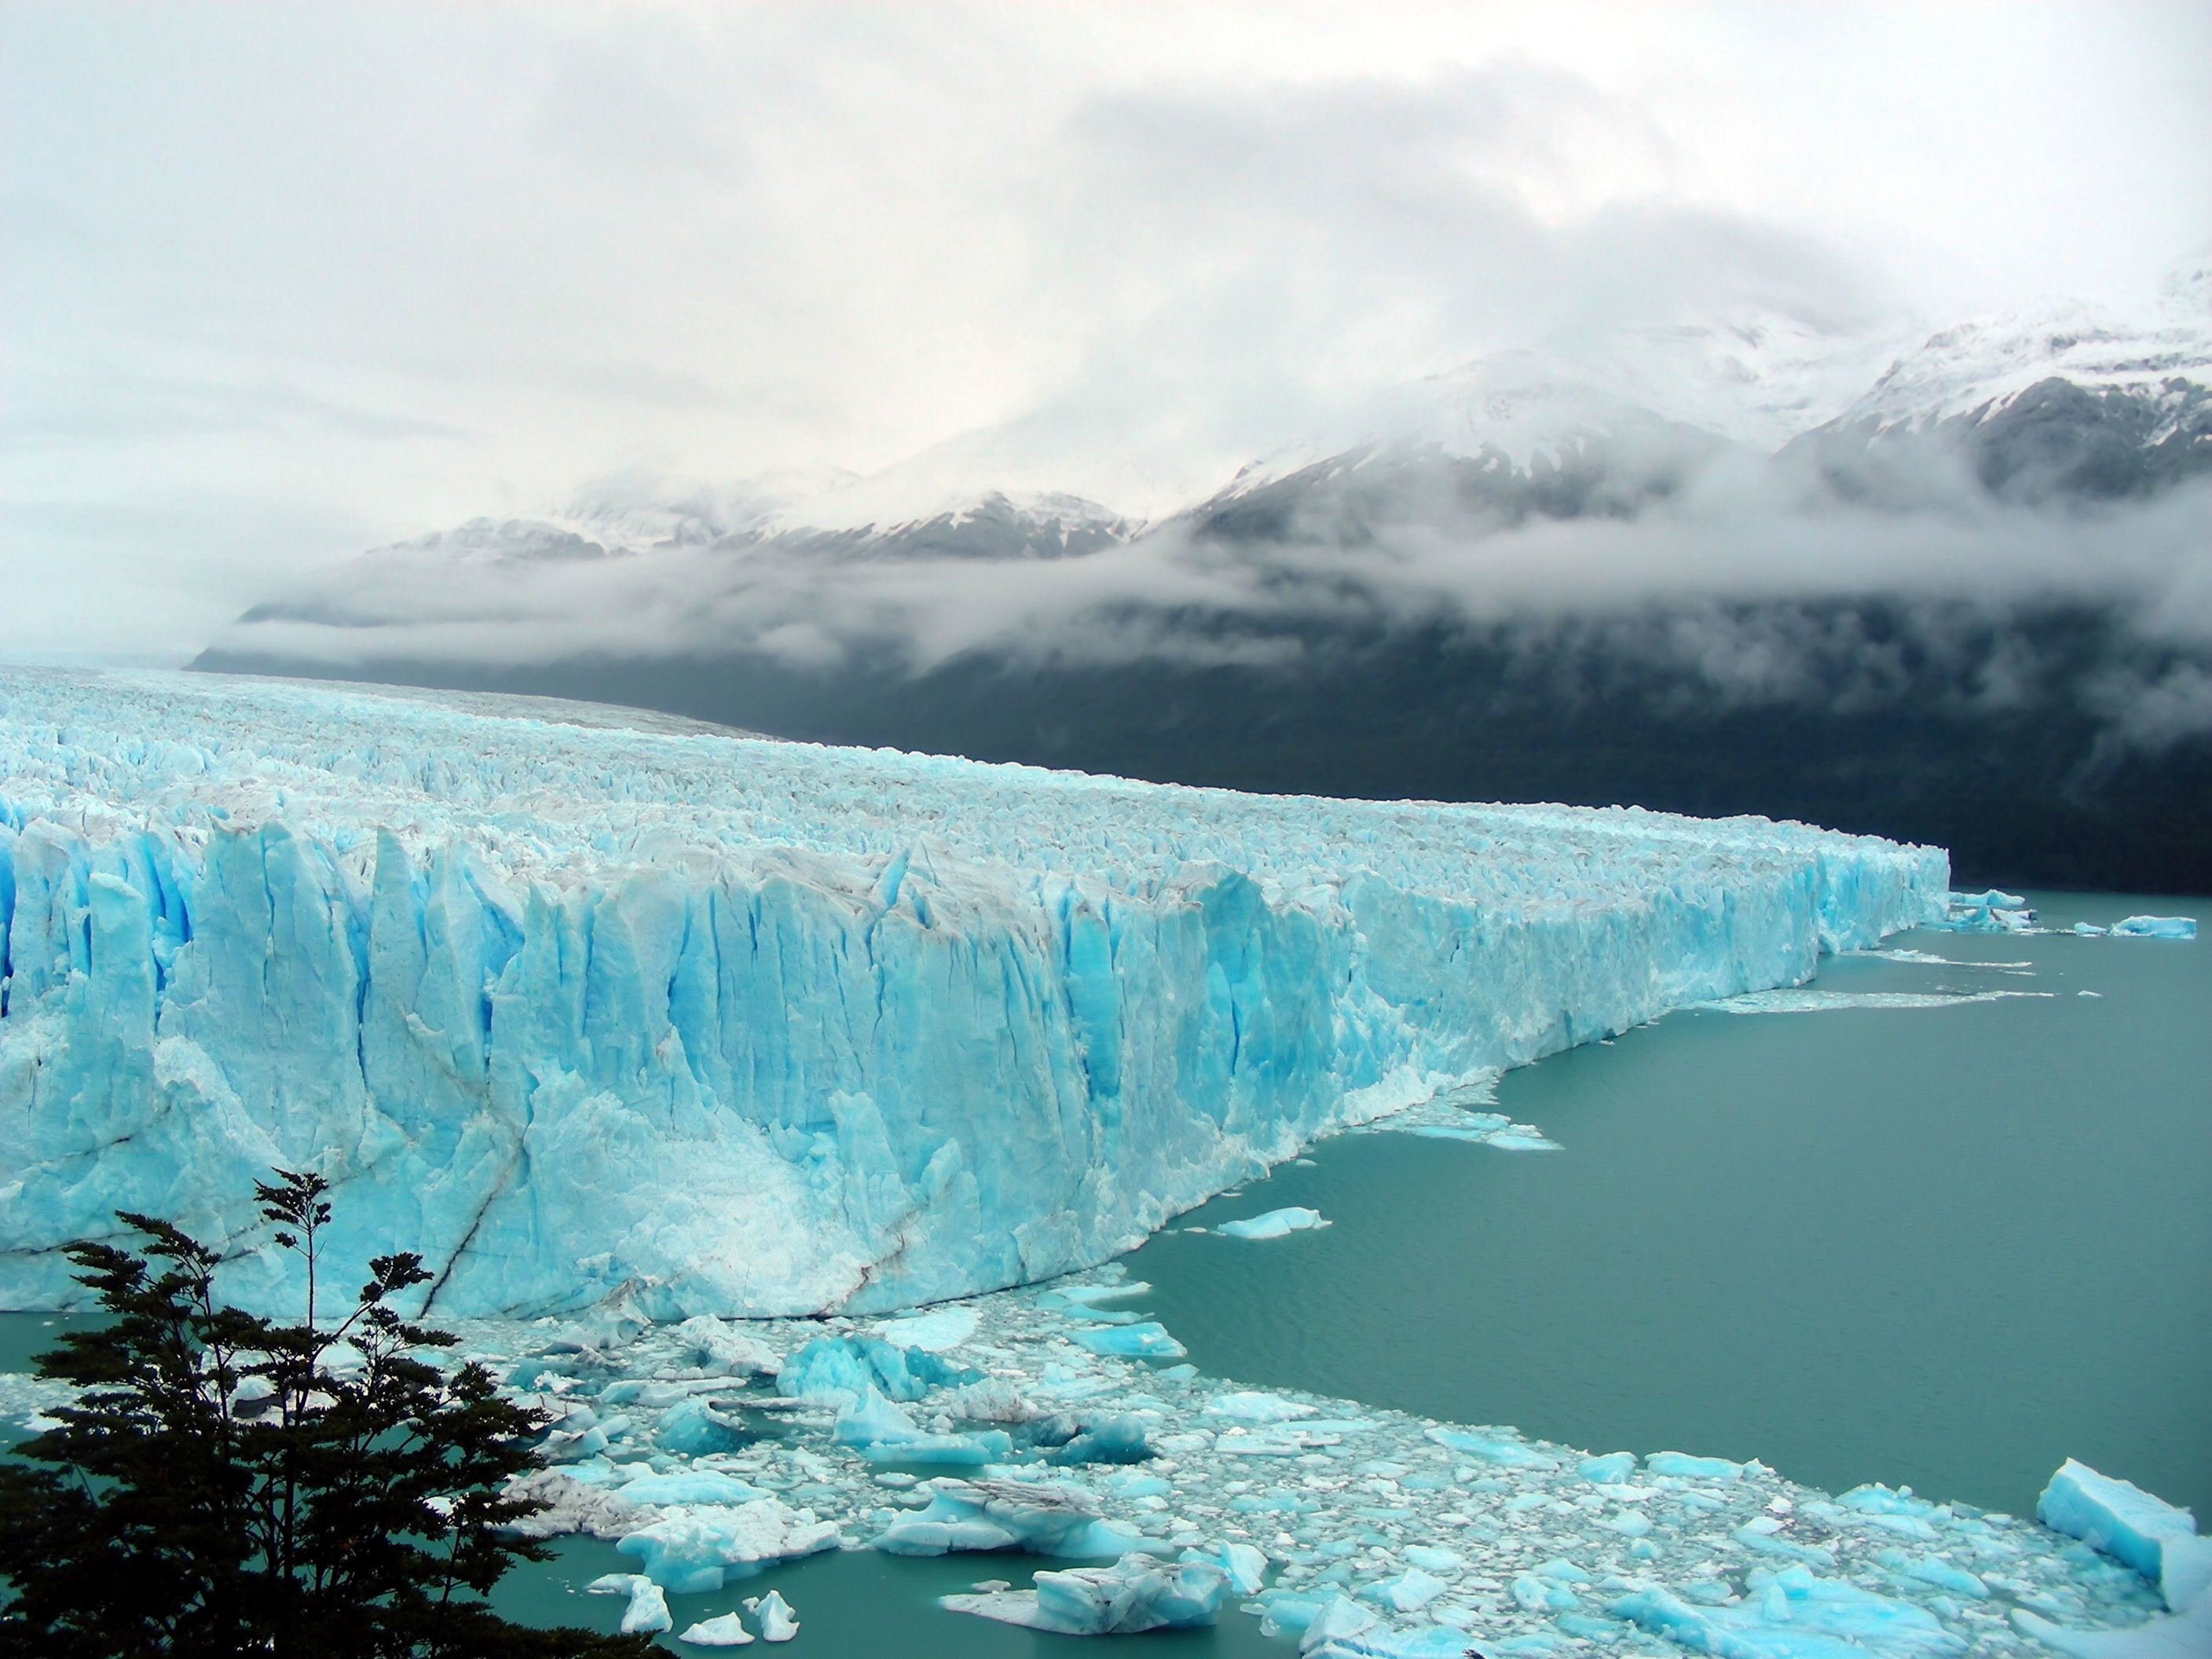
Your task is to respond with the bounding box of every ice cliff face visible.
[0,669,1945,1318]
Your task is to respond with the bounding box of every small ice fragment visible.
[1426,1426,1555,1468]
[943,1554,1229,1634]
[1216,1207,1330,1240]
[2013,1594,2212,1658]
[674,1316,778,1377]
[1710,988,2054,1014]
[1182,1540,1269,1594]
[1068,1322,1186,1360]
[2038,1459,2212,1612]
[678,1611,756,1646]
[1646,1451,1746,1482]
[1300,1593,1379,1651]
[1360,1566,1448,1613]
[2111,916,2196,940]
[1511,1573,1577,1612]
[1579,1452,1637,1484]
[1878,1549,1989,1599]
[1483,1131,1562,1152]
[587,1573,672,1635]
[870,1306,980,1351]
[1205,1392,1317,1423]
[617,1469,768,1507]
[744,1591,799,1642]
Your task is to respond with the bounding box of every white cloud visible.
[4,1,2208,661]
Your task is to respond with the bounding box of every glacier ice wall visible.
[0,669,1946,1317]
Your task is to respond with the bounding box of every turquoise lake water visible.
[1133,891,2210,1525]
[5,888,2203,1651]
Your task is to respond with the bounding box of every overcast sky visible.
[4,2,2209,664]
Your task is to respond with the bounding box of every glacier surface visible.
[0,668,1944,1317]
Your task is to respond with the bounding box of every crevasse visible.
[0,669,1946,1317]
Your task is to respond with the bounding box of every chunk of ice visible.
[1426,1426,1555,1467]
[1578,1452,1637,1484]
[1646,1451,1748,1482]
[1613,1566,1963,1657]
[1205,1391,1317,1423]
[1217,1207,1331,1240]
[944,1554,1229,1634]
[1360,1567,1449,1613]
[614,1500,838,1594]
[2038,1459,2212,1612]
[1068,1322,1187,1360]
[2111,916,2196,940]
[677,1611,756,1646]
[587,1573,673,1635]
[1182,1539,1269,1594]
[744,1591,799,1643]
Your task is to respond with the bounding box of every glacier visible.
[0,667,1944,1317]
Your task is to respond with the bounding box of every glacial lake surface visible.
[4,889,2203,1653]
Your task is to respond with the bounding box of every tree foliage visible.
[0,1171,654,1657]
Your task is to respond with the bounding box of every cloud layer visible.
[7,2,2211,661]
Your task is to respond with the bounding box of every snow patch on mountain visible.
[1832,291,2212,438]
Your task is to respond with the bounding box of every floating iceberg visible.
[676,1610,755,1646]
[1704,987,2055,1015]
[1611,1566,1965,1657]
[2110,916,2197,940]
[943,1552,1230,1634]
[613,1497,838,1593]
[1932,890,2039,933]
[743,1591,798,1643]
[1216,1206,1330,1240]
[586,1573,673,1635]
[0,668,1944,1317]
[871,1476,1159,1559]
[2038,1459,2212,1613]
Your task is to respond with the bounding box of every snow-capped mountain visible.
[1830,297,2212,435]
[1784,289,2212,504]
[231,276,2212,635]
[769,489,1139,563]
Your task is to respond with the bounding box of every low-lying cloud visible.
[211,459,2212,749]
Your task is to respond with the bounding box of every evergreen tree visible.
[0,1171,654,1657]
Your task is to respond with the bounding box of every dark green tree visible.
[0,1171,654,1657]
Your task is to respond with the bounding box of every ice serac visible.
[2038,1459,2212,1614]
[0,668,1947,1317]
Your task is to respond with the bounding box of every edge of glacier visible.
[0,668,1947,1317]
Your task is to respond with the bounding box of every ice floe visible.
[1705,987,2057,1014]
[134,1263,2163,1654]
[9,1261,2185,1655]
[1217,1208,1332,1240]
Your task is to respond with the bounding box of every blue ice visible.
[2039,1459,2212,1613]
[942,1552,1229,1635]
[1215,1206,1330,1240]
[0,668,1949,1317]
[2111,916,2197,940]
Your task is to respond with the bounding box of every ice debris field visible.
[6,1259,2190,1656]
[1,668,1948,1318]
